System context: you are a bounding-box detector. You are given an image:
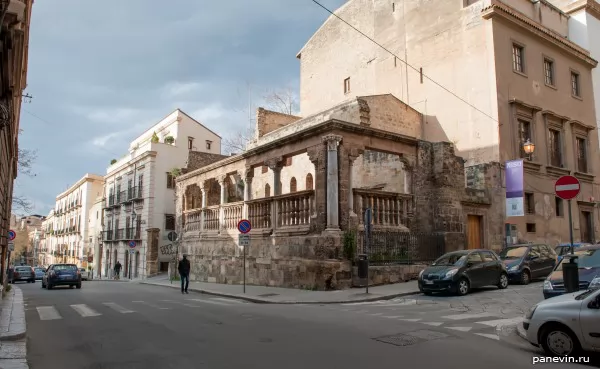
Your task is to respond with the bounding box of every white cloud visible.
[92,132,119,147]
[87,108,141,124]
[189,104,227,122]
[161,82,204,99]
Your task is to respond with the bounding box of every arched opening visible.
[135,251,140,278]
[290,177,297,193]
[265,183,271,197]
[305,173,314,190]
[124,251,129,278]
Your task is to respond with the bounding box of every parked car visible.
[498,244,557,285]
[11,266,35,283]
[555,243,592,262]
[34,267,45,280]
[543,245,600,299]
[79,268,89,281]
[523,287,600,356]
[418,249,508,296]
[42,264,82,290]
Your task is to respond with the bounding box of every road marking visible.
[441,312,497,320]
[446,326,472,332]
[211,297,245,304]
[476,317,524,329]
[423,322,443,326]
[36,306,61,320]
[187,298,232,306]
[71,304,101,317]
[103,302,135,314]
[370,313,383,316]
[383,315,404,319]
[475,333,500,340]
[398,318,422,322]
[131,301,170,310]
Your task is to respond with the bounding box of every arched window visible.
[290,177,297,193]
[265,183,271,197]
[305,173,314,190]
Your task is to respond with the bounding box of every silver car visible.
[79,268,90,281]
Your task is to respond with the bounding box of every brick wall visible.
[360,95,422,139]
[187,151,229,171]
[256,108,302,138]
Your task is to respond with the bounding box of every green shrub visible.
[343,230,357,260]
[164,136,175,144]
[5,284,12,292]
[151,132,159,143]
[110,159,117,165]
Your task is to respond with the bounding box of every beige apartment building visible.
[298,0,600,246]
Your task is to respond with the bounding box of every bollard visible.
[357,254,368,279]
[562,255,579,293]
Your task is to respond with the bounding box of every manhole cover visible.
[257,293,279,298]
[373,334,421,347]
[406,329,450,340]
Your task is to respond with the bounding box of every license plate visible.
[59,275,71,280]
[424,280,433,285]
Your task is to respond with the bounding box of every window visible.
[481,251,496,262]
[166,173,175,189]
[548,129,562,167]
[526,223,536,233]
[576,137,587,173]
[290,177,297,193]
[138,175,143,197]
[512,44,524,73]
[305,174,314,190]
[344,77,351,94]
[264,184,271,197]
[467,253,483,263]
[571,71,580,97]
[525,192,534,214]
[285,157,292,166]
[518,119,531,158]
[206,140,212,150]
[165,214,175,230]
[555,197,564,217]
[544,58,554,86]
[261,165,268,174]
[188,137,194,150]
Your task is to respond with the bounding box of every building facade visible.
[87,195,103,277]
[45,174,104,267]
[101,109,221,279]
[0,0,33,287]
[297,0,600,246]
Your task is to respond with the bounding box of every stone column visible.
[348,148,362,217]
[323,134,343,230]
[200,183,206,232]
[217,175,227,231]
[242,167,253,219]
[266,158,283,229]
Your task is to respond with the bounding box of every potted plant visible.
[110,159,117,165]
[164,136,175,144]
[151,132,159,143]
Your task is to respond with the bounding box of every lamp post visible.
[523,139,535,161]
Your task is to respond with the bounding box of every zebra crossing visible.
[320,297,526,341]
[26,297,247,321]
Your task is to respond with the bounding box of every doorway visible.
[124,251,129,278]
[580,210,593,243]
[467,215,483,249]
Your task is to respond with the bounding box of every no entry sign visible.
[555,175,581,200]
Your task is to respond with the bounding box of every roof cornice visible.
[482,1,598,67]
[561,0,600,20]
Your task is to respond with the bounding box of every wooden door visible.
[467,215,482,250]
[580,211,592,243]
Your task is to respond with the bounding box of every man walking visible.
[114,261,122,280]
[178,254,190,294]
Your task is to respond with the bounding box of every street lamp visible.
[523,139,535,161]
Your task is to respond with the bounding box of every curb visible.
[0,287,26,342]
[140,281,422,304]
[516,323,527,340]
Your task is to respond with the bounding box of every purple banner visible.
[505,160,524,198]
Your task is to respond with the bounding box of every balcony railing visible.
[353,189,412,228]
[119,186,144,204]
[103,230,114,241]
[223,202,243,229]
[125,227,141,240]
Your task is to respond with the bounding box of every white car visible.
[523,287,600,356]
[79,268,90,281]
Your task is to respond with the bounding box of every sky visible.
[16,0,346,216]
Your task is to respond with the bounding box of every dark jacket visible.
[178,258,190,275]
[114,262,121,272]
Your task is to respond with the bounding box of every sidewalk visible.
[141,275,420,304]
[0,286,28,369]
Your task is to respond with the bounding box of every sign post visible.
[128,241,136,279]
[555,176,581,254]
[237,219,251,293]
[364,208,372,294]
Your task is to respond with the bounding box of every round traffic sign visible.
[128,240,136,248]
[237,219,251,234]
[555,175,581,200]
[7,230,15,241]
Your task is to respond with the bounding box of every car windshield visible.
[34,268,44,272]
[53,265,77,271]
[432,253,467,266]
[555,250,600,271]
[498,246,528,259]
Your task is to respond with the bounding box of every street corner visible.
[0,287,27,342]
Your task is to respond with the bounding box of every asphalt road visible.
[19,281,595,369]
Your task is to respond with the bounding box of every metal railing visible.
[356,231,445,265]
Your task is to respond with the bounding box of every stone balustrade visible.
[353,189,412,228]
[223,202,243,229]
[276,190,313,227]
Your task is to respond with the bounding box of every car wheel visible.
[69,285,74,289]
[540,323,581,357]
[456,278,470,296]
[423,291,432,296]
[47,284,53,290]
[520,270,531,285]
[76,283,81,289]
[497,273,509,289]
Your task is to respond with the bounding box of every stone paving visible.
[0,286,28,369]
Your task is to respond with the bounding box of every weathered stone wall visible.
[145,228,160,277]
[256,108,302,139]
[352,149,409,193]
[250,152,315,200]
[183,232,351,290]
[352,264,426,287]
[359,95,422,139]
[187,151,229,171]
